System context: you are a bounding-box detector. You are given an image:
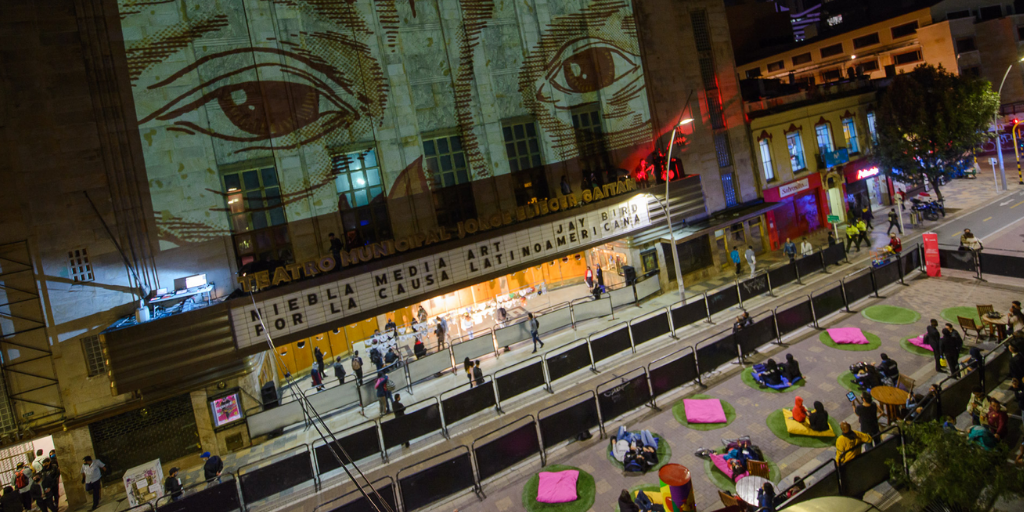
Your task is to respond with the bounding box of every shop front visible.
[762,173,826,249]
[843,159,891,213]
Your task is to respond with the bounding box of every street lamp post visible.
[1014,121,1024,185]
[664,117,693,302]
[994,57,1024,189]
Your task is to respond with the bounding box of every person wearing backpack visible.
[13,461,33,511]
[528,313,544,353]
[375,373,391,415]
[351,351,363,385]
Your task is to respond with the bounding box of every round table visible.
[735,475,770,505]
[870,385,910,424]
[982,314,1008,340]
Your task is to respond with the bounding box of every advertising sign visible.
[923,233,940,277]
[210,391,244,428]
[824,148,850,168]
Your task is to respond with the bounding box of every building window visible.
[852,33,880,49]
[892,49,922,66]
[82,335,106,377]
[767,60,785,72]
[891,21,919,39]
[223,167,290,267]
[504,121,549,206]
[979,5,1002,21]
[333,148,391,246]
[424,134,470,188]
[792,53,812,66]
[713,132,732,168]
[721,173,738,207]
[842,117,859,154]
[67,248,94,282]
[821,68,843,83]
[956,37,977,53]
[759,138,775,181]
[947,10,971,20]
[672,237,713,275]
[691,10,712,52]
[820,43,844,58]
[745,68,762,79]
[786,131,806,171]
[571,105,611,180]
[858,59,880,72]
[815,123,835,154]
[866,111,878,143]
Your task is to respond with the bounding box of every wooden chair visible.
[747,459,770,478]
[977,305,996,338]
[897,373,915,392]
[958,316,985,342]
[719,490,741,508]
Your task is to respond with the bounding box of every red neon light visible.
[856,167,880,180]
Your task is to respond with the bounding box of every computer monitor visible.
[173,273,207,291]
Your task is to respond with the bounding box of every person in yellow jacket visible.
[845,223,861,253]
[835,421,873,465]
[855,219,869,249]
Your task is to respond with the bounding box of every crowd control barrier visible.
[629,308,673,347]
[397,446,482,512]
[380,397,443,455]
[810,285,846,326]
[311,477,398,512]
[822,242,847,267]
[570,296,613,326]
[635,275,662,302]
[155,474,241,512]
[841,269,876,307]
[768,261,798,290]
[313,420,384,476]
[647,346,698,407]
[588,323,633,365]
[837,427,904,498]
[537,391,602,455]
[694,330,739,382]
[609,282,638,308]
[440,376,499,435]
[451,332,497,363]
[595,367,653,424]
[407,349,454,385]
[739,273,771,302]
[736,313,778,358]
[238,445,317,506]
[795,251,825,281]
[779,459,841,508]
[773,297,814,337]
[872,259,902,289]
[494,356,549,403]
[471,415,543,484]
[545,340,596,384]
[493,302,572,348]
[706,285,740,317]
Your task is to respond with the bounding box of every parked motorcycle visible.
[910,197,945,221]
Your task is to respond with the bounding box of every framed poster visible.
[209,390,244,429]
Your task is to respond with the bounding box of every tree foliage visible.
[889,421,1024,511]
[874,64,998,200]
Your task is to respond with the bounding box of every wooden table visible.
[981,314,1008,340]
[735,475,770,505]
[870,385,910,424]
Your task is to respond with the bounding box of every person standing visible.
[886,209,901,235]
[855,219,868,248]
[730,248,741,274]
[852,392,880,444]
[327,232,343,267]
[941,323,964,378]
[80,456,106,511]
[163,467,183,502]
[32,450,46,474]
[595,265,605,290]
[827,230,837,246]
[314,347,325,379]
[529,313,544,353]
[744,246,756,278]
[310,366,325,392]
[48,449,59,504]
[800,238,813,258]
[925,319,943,372]
[845,223,860,252]
[39,459,57,512]
[30,473,53,512]
[392,394,410,447]
[417,305,428,324]
[464,357,474,387]
[332,356,346,386]
[584,266,594,290]
[14,461,33,511]
[472,360,484,387]
[200,452,223,483]
[434,321,446,350]
[351,351,363,385]
[782,238,796,263]
[861,206,874,230]
[461,314,474,340]
[375,373,391,415]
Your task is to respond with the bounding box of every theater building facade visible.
[0,0,755,507]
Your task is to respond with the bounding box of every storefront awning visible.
[631,200,785,246]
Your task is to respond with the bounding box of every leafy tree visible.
[874,64,998,200]
[888,421,1024,511]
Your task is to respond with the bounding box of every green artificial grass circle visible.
[740,365,807,393]
[702,447,781,493]
[614,484,661,512]
[861,305,921,325]
[765,409,841,448]
[900,336,934,357]
[942,306,980,326]
[671,394,737,431]
[819,330,882,351]
[606,432,673,474]
[523,465,596,512]
[837,371,862,392]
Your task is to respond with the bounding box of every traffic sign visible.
[827,215,840,223]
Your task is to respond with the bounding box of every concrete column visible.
[190,390,218,456]
[52,426,94,509]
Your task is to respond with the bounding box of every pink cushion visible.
[827,327,869,344]
[908,335,933,351]
[710,454,747,482]
[684,398,727,424]
[536,470,579,504]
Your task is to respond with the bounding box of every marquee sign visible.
[230,195,654,349]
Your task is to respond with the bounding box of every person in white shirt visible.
[800,238,814,258]
[81,455,107,511]
[745,246,756,278]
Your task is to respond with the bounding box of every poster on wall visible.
[209,391,244,428]
[123,459,164,507]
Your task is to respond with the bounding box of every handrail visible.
[311,476,395,512]
[492,354,551,396]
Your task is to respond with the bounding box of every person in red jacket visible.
[987,399,1008,440]
[889,234,902,254]
[792,396,808,423]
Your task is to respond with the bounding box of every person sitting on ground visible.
[835,421,873,465]
[791,396,808,423]
[618,489,641,512]
[877,353,900,385]
[854,363,882,390]
[782,353,802,383]
[988,399,1008,441]
[968,424,998,450]
[413,338,426,359]
[761,359,784,387]
[722,437,764,466]
[807,401,830,432]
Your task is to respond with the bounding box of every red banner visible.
[923,233,940,277]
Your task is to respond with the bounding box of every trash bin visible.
[909,211,919,225]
